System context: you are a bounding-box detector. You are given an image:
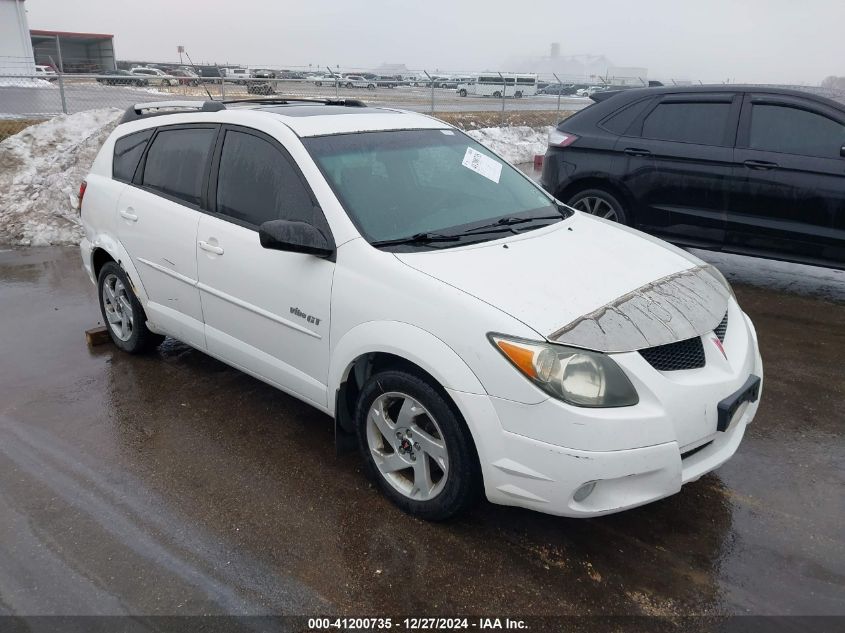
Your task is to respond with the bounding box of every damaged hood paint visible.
[395,213,730,352]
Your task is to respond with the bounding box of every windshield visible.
[304,129,561,248]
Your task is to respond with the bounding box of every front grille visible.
[714,311,729,342]
[640,337,705,371]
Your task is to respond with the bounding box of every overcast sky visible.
[24,0,844,84]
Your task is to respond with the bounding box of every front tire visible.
[97,262,164,354]
[492,91,502,98]
[567,188,628,224]
[355,370,481,521]
[458,88,467,97]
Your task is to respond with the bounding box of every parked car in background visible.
[344,75,376,90]
[575,85,607,97]
[169,69,200,86]
[375,75,402,88]
[80,98,762,521]
[34,65,57,81]
[224,68,250,84]
[539,83,578,96]
[542,85,845,269]
[312,74,340,87]
[97,69,149,87]
[129,67,173,86]
[252,69,277,79]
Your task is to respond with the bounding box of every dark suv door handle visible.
[743,159,779,170]
[624,148,652,157]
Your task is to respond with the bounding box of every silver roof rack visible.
[120,100,225,123]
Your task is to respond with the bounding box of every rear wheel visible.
[97,262,164,354]
[492,91,502,98]
[346,82,353,89]
[367,83,376,90]
[514,91,523,99]
[567,188,628,224]
[458,88,467,97]
[355,370,481,521]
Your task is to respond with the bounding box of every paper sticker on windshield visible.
[462,147,502,184]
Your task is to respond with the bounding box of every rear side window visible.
[215,130,314,227]
[642,102,732,145]
[113,129,153,182]
[749,104,845,158]
[141,127,216,206]
[600,99,652,135]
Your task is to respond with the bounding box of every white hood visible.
[395,213,729,352]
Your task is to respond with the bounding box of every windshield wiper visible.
[456,214,565,237]
[370,232,462,247]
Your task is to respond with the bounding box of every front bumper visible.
[451,382,758,517]
[449,306,763,518]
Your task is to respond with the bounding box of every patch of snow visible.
[466,125,552,165]
[0,109,122,246]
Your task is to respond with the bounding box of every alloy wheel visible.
[101,273,134,341]
[366,392,449,501]
[572,196,619,221]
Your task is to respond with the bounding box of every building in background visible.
[0,0,36,76]
[605,66,648,87]
[30,30,116,73]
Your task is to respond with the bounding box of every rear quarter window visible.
[599,98,653,135]
[141,127,217,206]
[112,129,154,182]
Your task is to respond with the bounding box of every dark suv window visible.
[642,101,732,145]
[749,104,845,158]
[113,129,153,182]
[216,130,314,227]
[601,99,652,135]
[141,127,216,205]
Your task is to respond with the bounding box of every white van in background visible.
[457,74,538,98]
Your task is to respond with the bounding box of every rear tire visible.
[97,262,164,354]
[567,188,628,224]
[355,370,481,521]
[458,88,467,97]
[492,91,502,98]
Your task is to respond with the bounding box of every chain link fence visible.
[3,60,843,142]
[0,66,600,141]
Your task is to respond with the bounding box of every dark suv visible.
[542,85,845,269]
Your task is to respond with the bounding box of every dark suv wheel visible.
[568,188,628,224]
[355,370,481,521]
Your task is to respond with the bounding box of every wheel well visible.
[92,248,115,279]
[335,353,439,432]
[556,178,633,217]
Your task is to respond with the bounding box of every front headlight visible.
[489,334,639,407]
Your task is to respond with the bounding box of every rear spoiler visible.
[590,90,626,103]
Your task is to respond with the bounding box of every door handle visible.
[624,148,652,157]
[119,208,138,222]
[198,240,224,255]
[743,159,778,170]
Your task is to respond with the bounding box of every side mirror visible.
[259,219,335,258]
[841,144,845,158]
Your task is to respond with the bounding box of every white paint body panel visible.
[80,104,763,518]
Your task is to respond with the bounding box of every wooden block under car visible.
[85,326,110,347]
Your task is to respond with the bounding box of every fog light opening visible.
[573,481,597,502]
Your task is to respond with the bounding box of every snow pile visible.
[466,126,552,165]
[0,108,122,246]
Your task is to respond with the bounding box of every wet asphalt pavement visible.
[0,246,843,619]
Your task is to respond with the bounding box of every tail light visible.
[78,180,87,214]
[548,129,579,148]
